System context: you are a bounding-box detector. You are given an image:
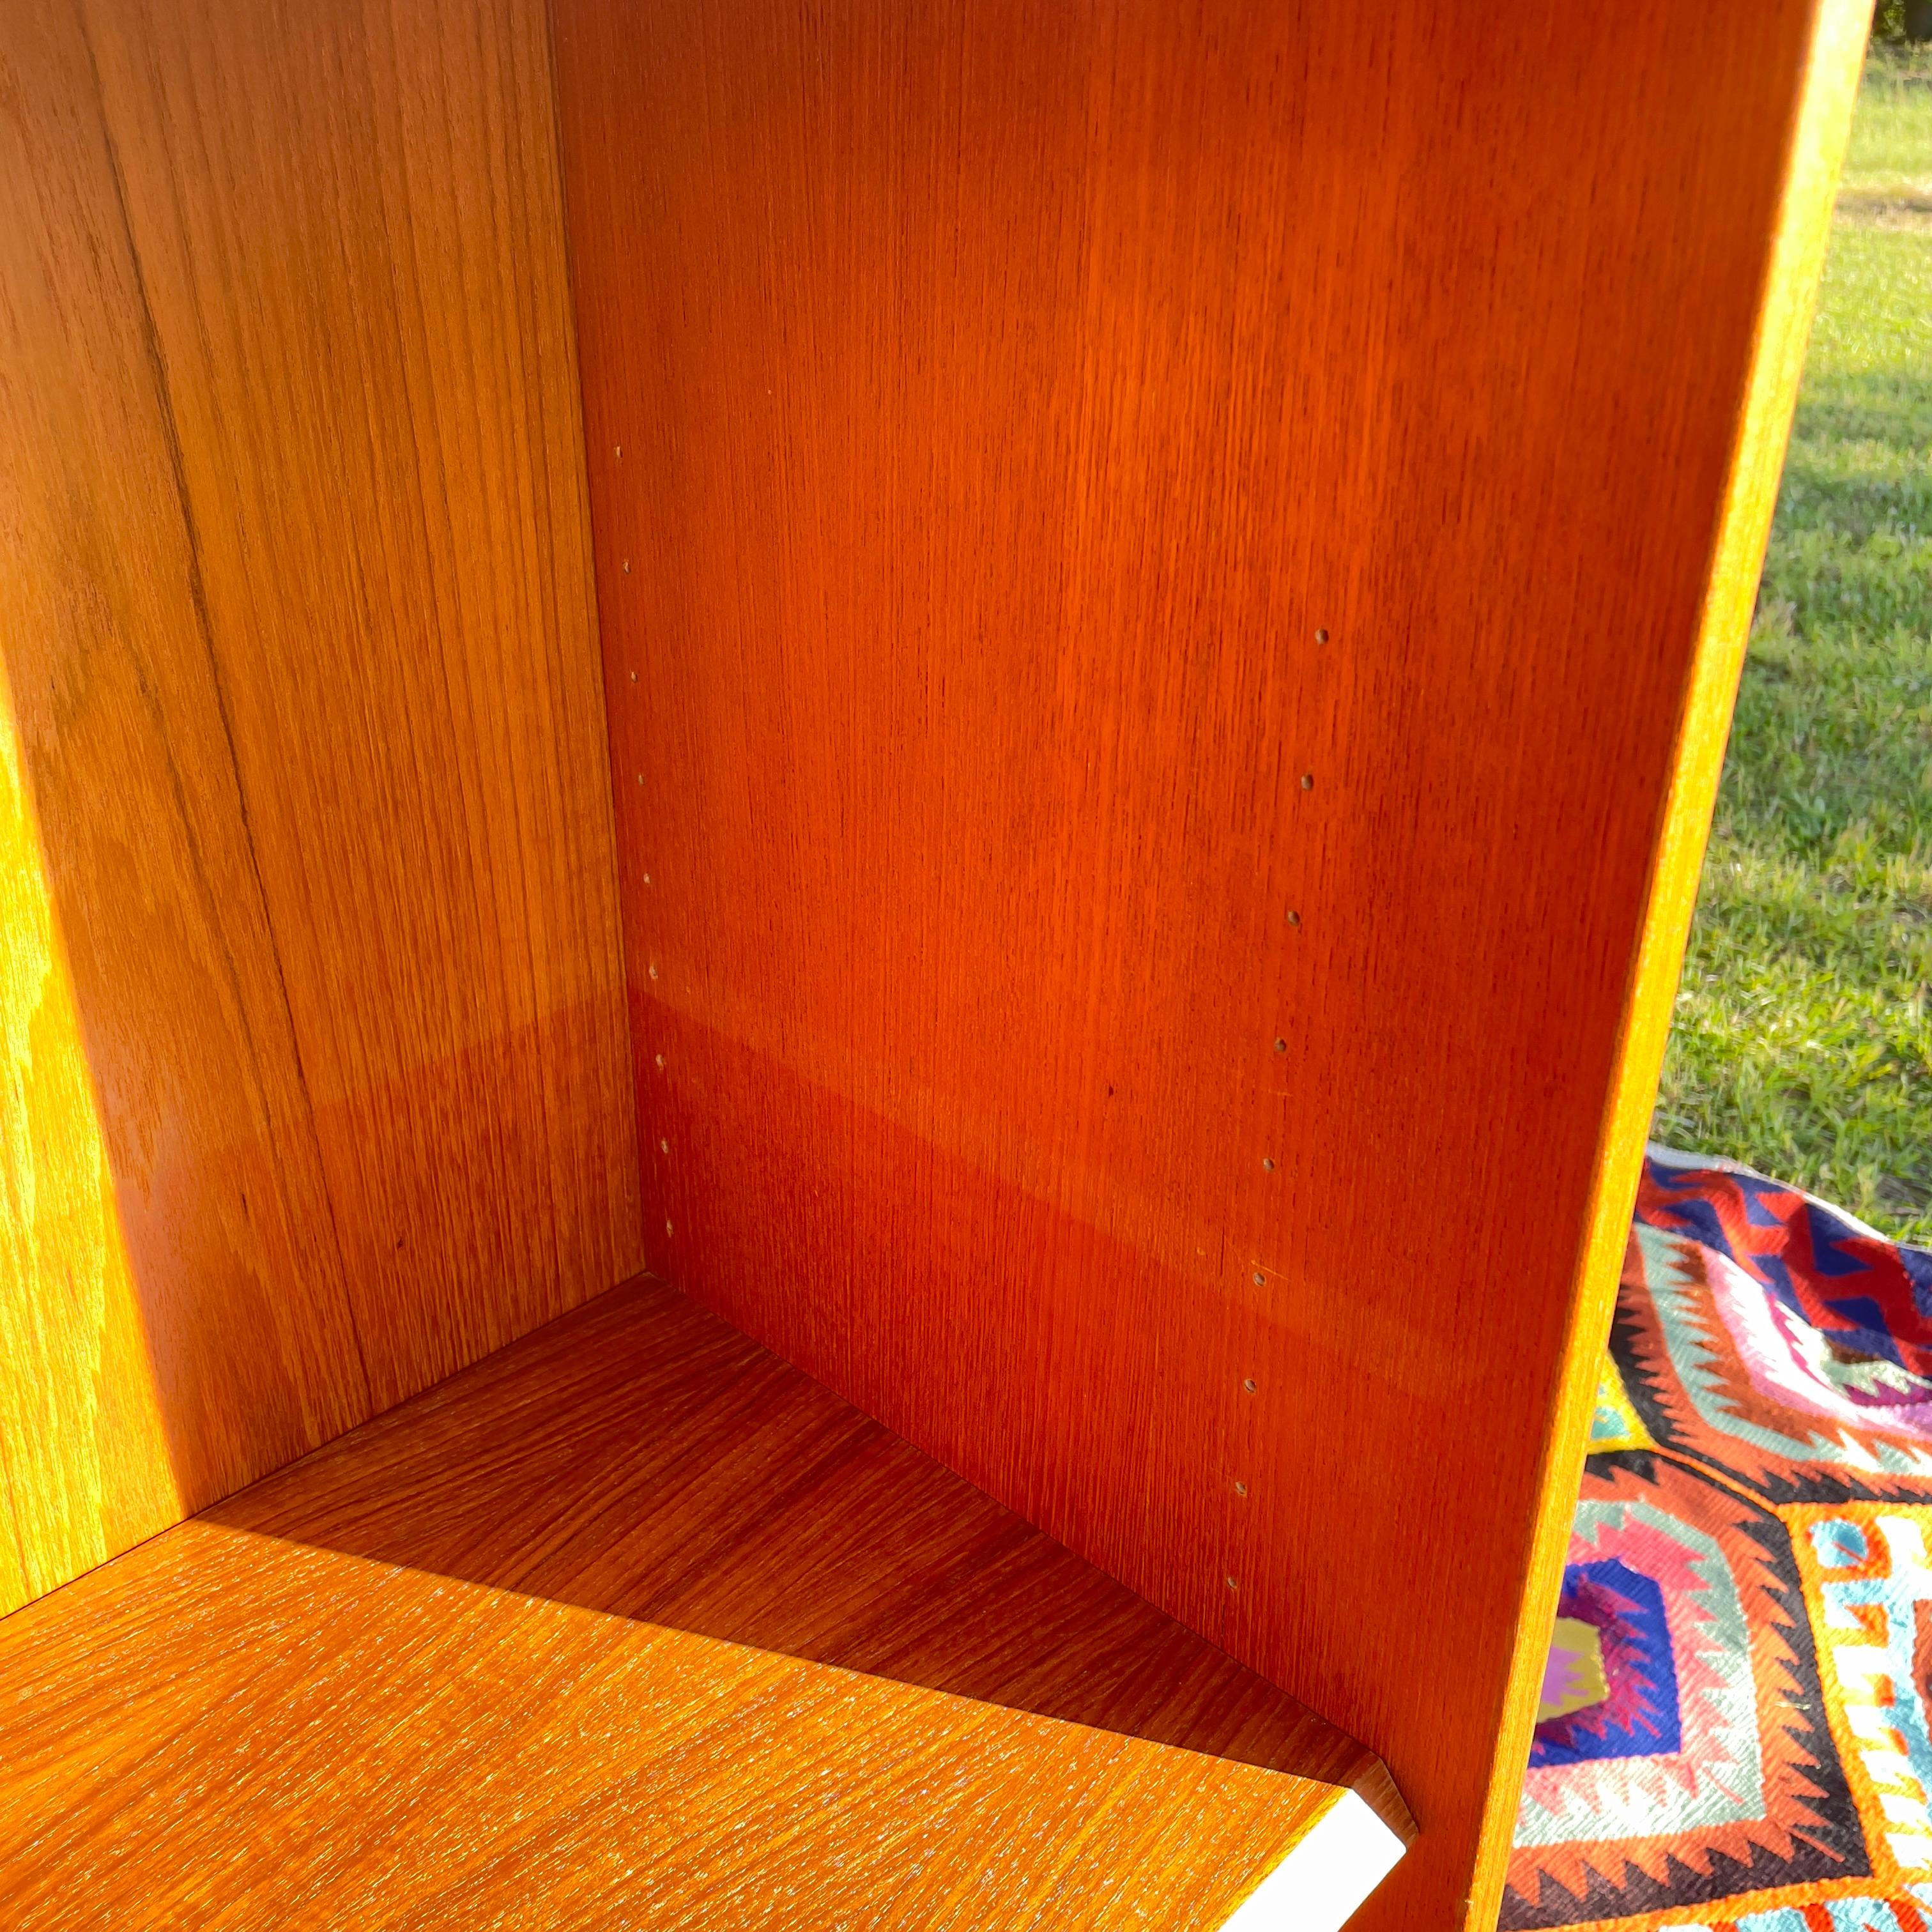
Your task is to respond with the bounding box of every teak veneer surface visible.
[1,0,1867,1920]
[0,0,640,1613]
[0,1276,1396,1929]
[551,1,1869,1924]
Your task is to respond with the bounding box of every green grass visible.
[1845,41,1932,190]
[1652,53,1932,1240]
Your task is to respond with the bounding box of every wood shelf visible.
[0,1278,1405,1930]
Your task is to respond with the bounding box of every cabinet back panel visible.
[551,0,1865,1922]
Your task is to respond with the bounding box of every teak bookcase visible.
[0,1,1869,1926]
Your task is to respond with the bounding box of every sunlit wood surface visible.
[551,1,1872,1923]
[0,1277,1399,1929]
[0,0,640,1614]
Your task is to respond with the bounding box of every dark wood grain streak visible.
[548,3,1868,1924]
[0,1276,1399,1929]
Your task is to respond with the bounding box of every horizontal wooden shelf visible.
[0,1278,1405,1930]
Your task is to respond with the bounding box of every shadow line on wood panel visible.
[202,1272,1412,1837]
[618,997,1523,1811]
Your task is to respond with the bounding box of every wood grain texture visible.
[209,1273,1403,1822]
[0,0,365,1602]
[79,0,643,1399]
[549,3,1866,1924]
[0,1275,1399,1929]
[1465,2,1873,1918]
[0,673,179,1611]
[0,0,640,1614]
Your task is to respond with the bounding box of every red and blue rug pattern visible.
[1506,1150,1932,1932]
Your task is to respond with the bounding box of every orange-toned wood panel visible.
[0,1277,1399,1929]
[0,0,366,1603]
[550,2,1865,1924]
[0,0,640,1613]
[1464,3,1872,1915]
[80,0,643,1400]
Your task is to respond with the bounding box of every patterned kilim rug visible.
[1506,1149,1932,1932]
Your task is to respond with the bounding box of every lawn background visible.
[1653,39,1932,1237]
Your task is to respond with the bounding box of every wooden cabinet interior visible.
[0,1278,1404,1929]
[0,0,1869,1926]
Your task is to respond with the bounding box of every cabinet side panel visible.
[550,0,1864,1922]
[1462,3,1870,1923]
[0,0,367,1604]
[79,0,644,1407]
[0,0,641,1612]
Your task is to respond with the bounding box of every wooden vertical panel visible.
[0,0,367,1601]
[551,1,1866,1925]
[79,0,643,1407]
[0,678,179,1608]
[0,0,640,1612]
[1463,4,1873,1919]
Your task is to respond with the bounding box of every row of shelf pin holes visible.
[617,432,1327,1606]
[613,441,670,1240]
[1234,631,1328,1595]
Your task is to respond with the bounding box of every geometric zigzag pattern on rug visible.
[1506,1151,1932,1932]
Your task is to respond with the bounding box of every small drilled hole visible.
[1285,910,1300,926]
[659,1138,669,1154]
[1262,1158,1275,1172]
[615,445,622,459]
[1315,627,1329,643]
[1252,1271,1265,1286]
[629,670,638,682]
[643,873,652,885]
[1300,772,1314,790]
[1273,1038,1287,1054]
[1243,1377,1257,1394]
[654,1054,665,1070]
[648,964,659,979]
[1234,1480,1248,1497]
[1225,1575,1238,1590]
[622,560,631,574]
[664,1219,673,1234]
[636,773,644,785]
